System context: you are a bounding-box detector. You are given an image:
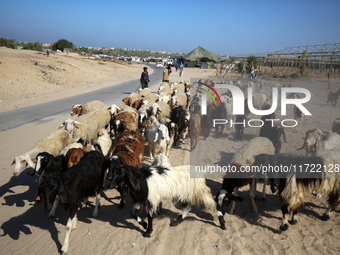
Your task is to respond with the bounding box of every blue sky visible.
[1,0,339,55]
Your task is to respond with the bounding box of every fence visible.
[233,43,340,77]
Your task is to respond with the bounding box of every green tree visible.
[237,61,244,73]
[0,38,17,49]
[22,41,43,51]
[52,39,74,52]
[247,55,258,69]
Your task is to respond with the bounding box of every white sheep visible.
[173,83,186,93]
[171,92,188,110]
[157,92,171,104]
[138,88,151,97]
[12,129,76,176]
[122,93,142,106]
[151,101,171,121]
[109,104,121,116]
[157,82,172,94]
[93,128,113,159]
[59,114,98,145]
[70,100,107,116]
[152,154,171,167]
[146,116,170,160]
[88,107,111,130]
[143,93,159,105]
[219,137,275,215]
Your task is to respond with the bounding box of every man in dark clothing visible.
[140,67,150,89]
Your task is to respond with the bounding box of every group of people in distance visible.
[140,62,184,89]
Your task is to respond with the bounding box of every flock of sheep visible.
[9,79,340,254]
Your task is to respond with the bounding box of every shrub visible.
[0,38,17,49]
[52,39,74,52]
[247,55,258,69]
[237,62,244,73]
[23,41,43,51]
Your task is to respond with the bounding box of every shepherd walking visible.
[140,67,150,89]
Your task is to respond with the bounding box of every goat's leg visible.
[229,188,238,214]
[92,193,101,217]
[130,204,147,229]
[170,205,191,227]
[61,214,77,255]
[181,129,188,143]
[279,203,289,232]
[249,180,258,213]
[81,197,89,209]
[321,191,339,221]
[117,183,127,209]
[49,195,59,218]
[143,213,154,237]
[289,209,298,225]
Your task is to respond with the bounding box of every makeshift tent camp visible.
[201,62,216,69]
[182,46,225,67]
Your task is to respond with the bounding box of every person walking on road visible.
[140,67,150,89]
[179,62,184,77]
[162,64,172,83]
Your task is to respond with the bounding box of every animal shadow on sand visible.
[0,168,39,207]
[0,196,111,253]
[0,202,62,251]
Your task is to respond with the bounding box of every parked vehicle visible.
[156,62,163,68]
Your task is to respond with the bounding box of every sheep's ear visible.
[11,159,15,165]
[58,123,65,129]
[74,120,82,125]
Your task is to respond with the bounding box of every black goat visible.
[201,103,215,140]
[327,89,340,106]
[259,116,288,154]
[30,152,67,210]
[213,103,227,137]
[170,106,188,145]
[38,151,106,254]
[234,115,246,140]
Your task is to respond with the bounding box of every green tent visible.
[182,46,224,64]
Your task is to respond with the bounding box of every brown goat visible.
[65,147,93,168]
[190,113,201,151]
[298,129,340,156]
[122,97,132,106]
[131,99,142,111]
[112,130,145,167]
